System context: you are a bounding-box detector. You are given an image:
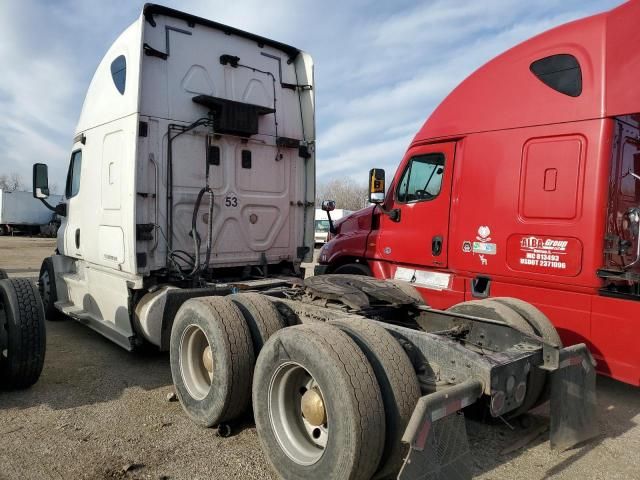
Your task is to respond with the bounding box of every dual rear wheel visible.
[170,294,422,479]
[253,323,386,480]
[170,293,287,427]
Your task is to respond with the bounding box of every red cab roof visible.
[415,0,640,142]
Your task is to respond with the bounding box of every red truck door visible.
[376,142,456,268]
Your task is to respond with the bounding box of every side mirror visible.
[322,200,336,212]
[369,168,385,203]
[321,200,337,235]
[33,163,50,199]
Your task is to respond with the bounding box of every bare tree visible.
[316,177,369,211]
[0,172,59,195]
[9,172,24,191]
[0,172,25,192]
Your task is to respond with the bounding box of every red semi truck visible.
[316,0,640,386]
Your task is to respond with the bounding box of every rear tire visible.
[170,296,255,427]
[491,297,562,408]
[333,262,372,276]
[491,297,562,346]
[230,293,286,354]
[38,258,62,321]
[0,278,46,389]
[331,318,421,479]
[447,299,545,416]
[253,323,385,480]
[446,299,531,332]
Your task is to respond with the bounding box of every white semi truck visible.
[28,5,597,479]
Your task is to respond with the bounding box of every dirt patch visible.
[0,238,639,479]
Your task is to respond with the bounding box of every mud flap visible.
[549,343,598,451]
[398,379,483,480]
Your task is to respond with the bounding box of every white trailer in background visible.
[314,208,352,244]
[0,189,63,235]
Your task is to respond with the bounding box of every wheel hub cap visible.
[203,345,213,373]
[301,388,326,426]
[269,362,329,465]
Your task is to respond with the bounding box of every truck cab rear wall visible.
[38,5,315,350]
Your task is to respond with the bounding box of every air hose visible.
[189,141,215,277]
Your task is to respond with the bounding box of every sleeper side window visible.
[66,150,82,198]
[530,54,582,97]
[396,153,445,203]
[110,55,126,95]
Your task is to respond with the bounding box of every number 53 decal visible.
[224,195,239,207]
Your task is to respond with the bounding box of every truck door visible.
[376,142,456,268]
[62,149,84,259]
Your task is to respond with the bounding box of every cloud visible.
[0,0,141,188]
[0,0,624,190]
[311,0,624,181]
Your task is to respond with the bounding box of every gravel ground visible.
[0,236,56,278]
[1,237,639,479]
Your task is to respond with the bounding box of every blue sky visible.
[0,0,623,191]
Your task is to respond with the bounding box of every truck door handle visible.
[432,236,443,256]
[75,229,81,249]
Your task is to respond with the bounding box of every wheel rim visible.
[39,271,51,309]
[268,362,329,466]
[179,325,213,401]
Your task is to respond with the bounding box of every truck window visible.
[65,150,82,198]
[110,55,126,94]
[530,54,581,97]
[396,153,445,203]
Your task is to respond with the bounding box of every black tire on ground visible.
[253,323,386,480]
[387,279,426,305]
[229,293,286,354]
[333,262,372,276]
[170,296,255,427]
[446,299,532,332]
[0,269,8,280]
[38,258,62,321]
[0,278,46,389]
[331,318,421,479]
[447,299,545,416]
[491,297,562,346]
